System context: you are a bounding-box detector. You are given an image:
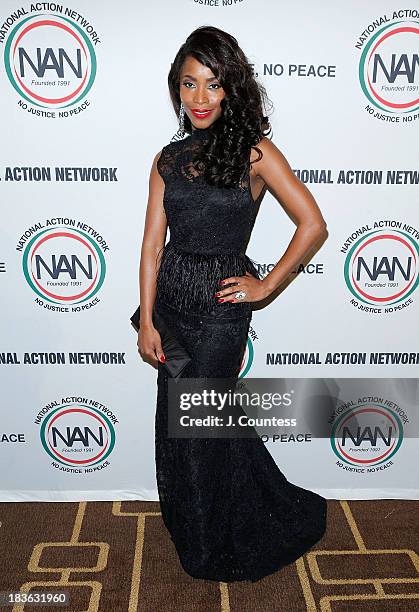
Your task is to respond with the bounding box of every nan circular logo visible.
[357,10,419,122]
[36,398,117,472]
[17,219,109,312]
[2,6,100,118]
[341,220,419,314]
[330,403,406,471]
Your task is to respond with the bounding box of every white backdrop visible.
[0,0,418,501]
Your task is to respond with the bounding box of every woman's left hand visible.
[215,272,270,303]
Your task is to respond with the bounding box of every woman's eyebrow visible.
[181,74,218,81]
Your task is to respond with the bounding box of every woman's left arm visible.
[219,137,328,302]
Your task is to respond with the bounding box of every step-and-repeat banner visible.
[0,0,418,501]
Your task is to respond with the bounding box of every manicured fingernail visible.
[160,355,165,363]
[214,292,220,296]
[218,299,224,303]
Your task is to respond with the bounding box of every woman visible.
[138,26,328,583]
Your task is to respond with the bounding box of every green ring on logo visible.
[22,226,106,304]
[330,403,404,466]
[239,336,254,378]
[40,404,116,466]
[358,20,419,114]
[344,229,419,305]
[4,13,97,108]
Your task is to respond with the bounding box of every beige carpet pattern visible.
[1,499,418,611]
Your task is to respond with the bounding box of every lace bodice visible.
[156,127,261,255]
[155,127,262,314]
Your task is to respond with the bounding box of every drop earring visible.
[171,101,186,142]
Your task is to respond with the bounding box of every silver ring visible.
[235,290,247,300]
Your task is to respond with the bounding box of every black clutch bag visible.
[130,304,192,379]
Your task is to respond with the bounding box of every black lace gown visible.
[154,126,327,583]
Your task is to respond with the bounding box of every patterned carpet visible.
[1,499,418,611]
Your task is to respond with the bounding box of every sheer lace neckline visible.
[190,127,211,140]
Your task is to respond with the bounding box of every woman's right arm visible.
[137,150,168,368]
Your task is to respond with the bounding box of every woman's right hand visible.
[137,324,165,368]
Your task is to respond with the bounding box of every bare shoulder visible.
[250,136,285,163]
[153,148,164,165]
[148,148,166,189]
[250,137,292,180]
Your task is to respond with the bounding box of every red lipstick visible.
[191,109,213,119]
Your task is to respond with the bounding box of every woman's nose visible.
[193,88,209,105]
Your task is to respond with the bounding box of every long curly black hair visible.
[168,25,273,189]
